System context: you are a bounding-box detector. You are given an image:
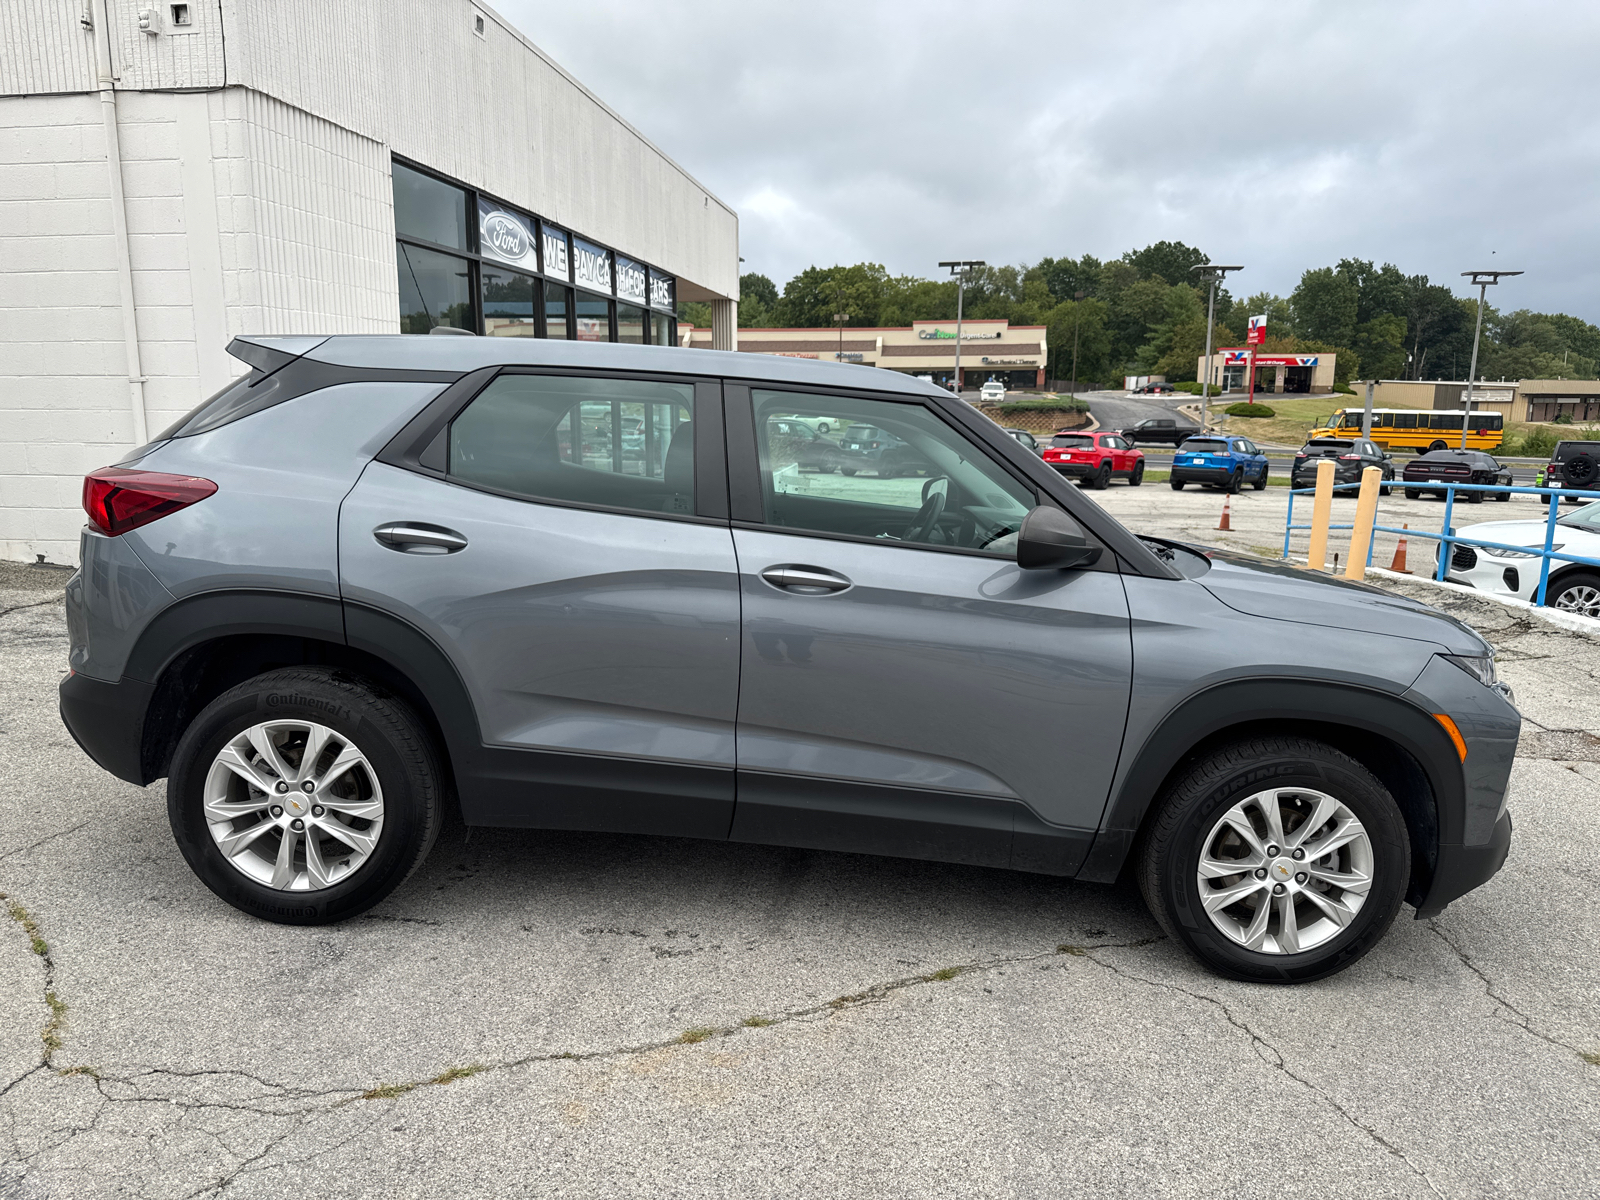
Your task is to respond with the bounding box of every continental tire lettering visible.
[265,693,349,721]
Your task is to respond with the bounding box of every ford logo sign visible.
[483,212,529,259]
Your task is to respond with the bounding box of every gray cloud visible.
[498,0,1600,318]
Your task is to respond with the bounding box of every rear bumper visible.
[1047,461,1098,479]
[59,670,154,786]
[1414,810,1513,918]
[1173,466,1236,483]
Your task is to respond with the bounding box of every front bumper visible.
[60,670,154,786]
[1415,810,1513,917]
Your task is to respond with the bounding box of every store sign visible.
[573,237,611,293]
[1247,314,1267,346]
[1224,351,1318,366]
[616,256,647,305]
[476,200,536,270]
[649,270,675,311]
[981,357,1030,365]
[836,352,865,362]
[918,328,1001,340]
[542,224,570,283]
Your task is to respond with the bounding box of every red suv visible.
[1042,431,1145,489]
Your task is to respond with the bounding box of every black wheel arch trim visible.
[1076,679,1465,904]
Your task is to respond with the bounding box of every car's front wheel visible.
[1138,737,1410,983]
[167,668,444,925]
[1545,571,1600,618]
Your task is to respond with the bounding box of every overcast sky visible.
[501,0,1598,319]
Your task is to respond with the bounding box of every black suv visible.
[1545,440,1600,502]
[1292,438,1395,494]
[1120,417,1200,446]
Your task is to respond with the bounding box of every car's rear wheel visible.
[1404,488,1420,500]
[1428,440,1448,452]
[1091,463,1112,490]
[1138,737,1409,983]
[841,467,857,477]
[1170,479,1185,491]
[1468,489,1484,504]
[167,668,443,925]
[1228,469,1243,494]
[1545,571,1600,618]
[1130,461,1145,487]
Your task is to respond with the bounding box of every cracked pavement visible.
[2,539,1598,1199]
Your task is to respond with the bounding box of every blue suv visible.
[1171,435,1270,493]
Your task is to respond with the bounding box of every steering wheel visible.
[906,481,948,543]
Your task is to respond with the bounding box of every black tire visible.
[878,464,897,480]
[1566,453,1599,488]
[1428,440,1448,452]
[167,668,444,925]
[1467,489,1484,504]
[1170,479,1185,491]
[1497,487,1511,502]
[841,467,857,477]
[1130,461,1145,487]
[1252,468,1267,491]
[1404,488,1420,500]
[1543,570,1600,616]
[1228,469,1243,494]
[1092,462,1112,490]
[1137,737,1410,983]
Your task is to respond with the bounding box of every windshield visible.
[1180,439,1229,452]
[1051,435,1094,448]
[1558,500,1600,531]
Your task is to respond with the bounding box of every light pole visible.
[1070,289,1086,395]
[1191,263,1243,432]
[940,260,985,395]
[1458,269,1522,450]
[832,312,850,362]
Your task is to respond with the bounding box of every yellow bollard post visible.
[1344,466,1382,580]
[1306,458,1335,571]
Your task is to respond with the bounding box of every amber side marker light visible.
[1432,713,1468,762]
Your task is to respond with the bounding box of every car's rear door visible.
[340,368,739,837]
[723,383,1133,873]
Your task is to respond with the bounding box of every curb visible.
[1365,566,1600,641]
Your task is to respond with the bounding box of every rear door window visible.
[449,374,696,515]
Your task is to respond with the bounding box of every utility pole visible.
[1459,269,1522,450]
[832,312,850,362]
[1192,264,1243,433]
[1070,289,1086,395]
[939,260,985,395]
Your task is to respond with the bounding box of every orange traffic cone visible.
[1217,494,1232,531]
[1389,524,1412,574]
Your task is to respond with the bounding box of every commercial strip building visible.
[683,319,1049,390]
[2,0,740,564]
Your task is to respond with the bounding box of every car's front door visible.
[724,385,1134,873]
[340,370,739,837]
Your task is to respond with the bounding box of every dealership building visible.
[1,0,740,564]
[1197,348,1338,394]
[683,318,1047,390]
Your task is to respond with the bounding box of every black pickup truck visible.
[1119,417,1201,446]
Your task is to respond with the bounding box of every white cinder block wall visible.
[1,0,738,566]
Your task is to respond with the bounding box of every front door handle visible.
[759,564,851,593]
[373,522,469,554]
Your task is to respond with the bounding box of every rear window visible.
[1179,439,1229,452]
[1051,434,1095,448]
[1304,439,1354,451]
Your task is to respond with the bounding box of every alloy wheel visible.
[1195,787,1373,954]
[1554,584,1600,619]
[202,720,385,891]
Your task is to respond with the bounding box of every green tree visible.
[1291,267,1359,346]
[1038,254,1103,304]
[772,263,897,328]
[1123,240,1211,286]
[1043,298,1113,387]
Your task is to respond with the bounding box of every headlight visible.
[1486,545,1559,560]
[1442,653,1497,687]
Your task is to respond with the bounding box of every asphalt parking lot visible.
[4,506,1599,1196]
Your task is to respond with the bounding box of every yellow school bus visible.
[1308,408,1504,452]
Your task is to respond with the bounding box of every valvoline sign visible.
[1224,351,1318,366]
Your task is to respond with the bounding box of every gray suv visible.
[60,336,1520,983]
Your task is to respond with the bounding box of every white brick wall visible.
[0,87,394,565]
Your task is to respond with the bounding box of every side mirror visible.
[1017,505,1103,570]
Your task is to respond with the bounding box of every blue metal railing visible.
[1282,480,1600,605]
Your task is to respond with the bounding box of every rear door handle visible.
[373,522,468,554]
[759,565,851,593]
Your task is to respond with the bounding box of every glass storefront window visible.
[398,242,473,333]
[650,313,676,346]
[617,303,645,344]
[544,283,571,339]
[393,162,468,251]
[482,268,538,337]
[576,292,611,342]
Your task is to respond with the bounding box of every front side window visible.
[398,243,472,333]
[450,375,695,515]
[751,390,1034,555]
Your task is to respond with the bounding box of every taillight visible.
[1338,454,1361,461]
[82,467,217,536]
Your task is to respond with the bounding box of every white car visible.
[979,381,1006,403]
[1443,500,1600,617]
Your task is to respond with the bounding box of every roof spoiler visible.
[225,335,330,377]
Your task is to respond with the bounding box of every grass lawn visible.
[1202,396,1343,447]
